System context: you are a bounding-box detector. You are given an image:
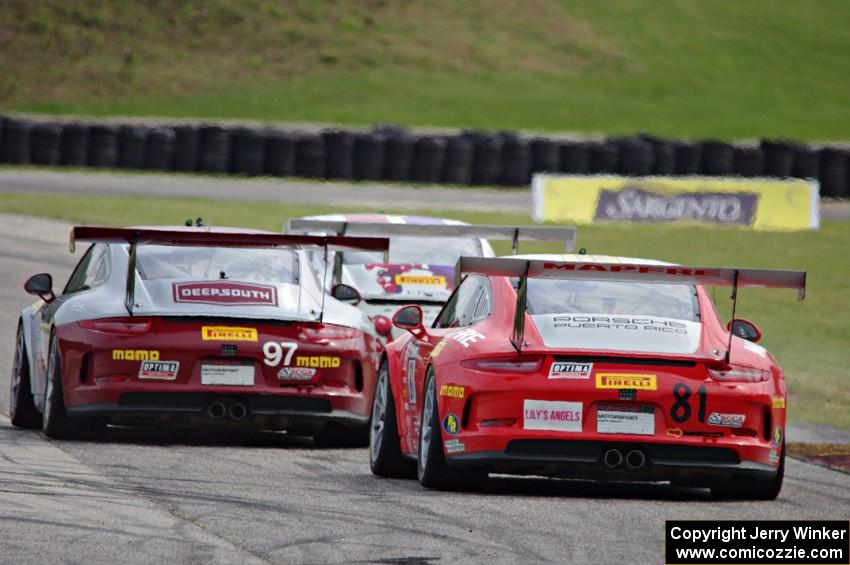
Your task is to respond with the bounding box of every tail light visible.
[79,317,152,334]
[461,356,543,373]
[708,365,770,382]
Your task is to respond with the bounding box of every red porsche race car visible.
[9,225,389,445]
[369,253,805,499]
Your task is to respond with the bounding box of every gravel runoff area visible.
[0,213,848,564]
[0,168,848,218]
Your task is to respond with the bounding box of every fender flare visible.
[18,310,38,397]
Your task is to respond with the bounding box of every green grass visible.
[2,1,849,140]
[1,190,848,428]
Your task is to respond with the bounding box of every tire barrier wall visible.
[0,116,847,197]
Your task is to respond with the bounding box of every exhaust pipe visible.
[603,448,624,469]
[228,402,248,422]
[625,449,646,471]
[207,401,226,420]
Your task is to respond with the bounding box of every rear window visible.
[136,245,299,284]
[342,235,483,265]
[526,279,698,322]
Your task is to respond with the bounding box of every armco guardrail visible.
[0,116,847,198]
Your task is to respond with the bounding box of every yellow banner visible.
[532,174,819,230]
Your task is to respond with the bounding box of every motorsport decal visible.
[523,400,582,432]
[594,187,759,226]
[773,425,783,448]
[772,397,786,409]
[553,316,688,334]
[113,349,159,361]
[277,367,317,381]
[707,412,746,428]
[450,328,486,348]
[201,326,258,342]
[444,439,465,453]
[365,263,455,295]
[173,281,278,306]
[595,373,657,390]
[138,360,179,380]
[439,384,465,399]
[596,403,654,435]
[549,362,592,379]
[442,413,460,435]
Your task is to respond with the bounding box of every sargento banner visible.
[532,174,820,230]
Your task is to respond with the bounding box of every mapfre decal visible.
[113,349,159,361]
[450,328,485,348]
[201,326,258,342]
[595,373,657,390]
[173,281,277,306]
[543,263,722,277]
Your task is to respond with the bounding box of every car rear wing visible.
[285,219,576,254]
[70,226,390,318]
[456,256,806,357]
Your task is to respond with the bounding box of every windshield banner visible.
[532,174,820,230]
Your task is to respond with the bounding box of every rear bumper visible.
[65,392,369,429]
[447,439,777,482]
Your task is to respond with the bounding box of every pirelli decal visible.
[395,275,446,286]
[201,326,258,342]
[295,356,341,368]
[595,373,657,391]
[113,349,160,361]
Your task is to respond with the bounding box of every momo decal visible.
[113,349,159,361]
[549,362,592,379]
[595,373,656,391]
[439,384,465,399]
[707,412,746,428]
[173,281,277,306]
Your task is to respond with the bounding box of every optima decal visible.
[549,362,592,379]
[113,349,159,361]
[138,360,179,380]
[201,326,258,342]
[173,281,277,306]
[595,373,657,390]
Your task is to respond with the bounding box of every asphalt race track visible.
[1,213,849,565]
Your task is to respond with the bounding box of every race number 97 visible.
[263,341,298,366]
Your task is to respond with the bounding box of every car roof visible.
[509,253,674,266]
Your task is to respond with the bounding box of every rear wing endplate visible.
[457,257,806,355]
[285,219,576,254]
[70,226,390,318]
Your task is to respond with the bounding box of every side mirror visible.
[331,283,361,306]
[392,305,426,338]
[727,318,762,343]
[24,273,55,303]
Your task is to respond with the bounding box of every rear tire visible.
[711,447,785,500]
[369,362,416,478]
[10,324,41,429]
[417,369,486,491]
[42,336,85,440]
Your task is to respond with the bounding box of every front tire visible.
[369,361,415,478]
[711,447,785,500]
[417,369,486,491]
[10,324,41,429]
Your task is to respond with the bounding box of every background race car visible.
[369,253,805,499]
[9,225,389,446]
[286,214,575,340]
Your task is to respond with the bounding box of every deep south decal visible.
[173,281,278,306]
[365,263,455,295]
